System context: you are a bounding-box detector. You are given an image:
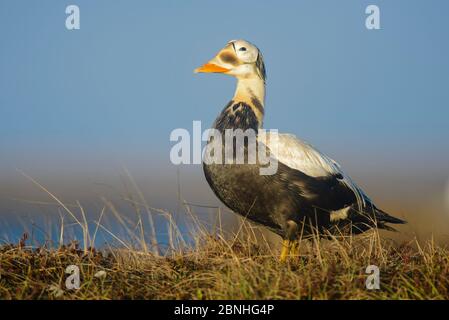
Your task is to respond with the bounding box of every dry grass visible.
[1,230,449,300]
[1,171,448,300]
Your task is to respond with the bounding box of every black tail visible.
[345,205,406,234]
[375,208,407,225]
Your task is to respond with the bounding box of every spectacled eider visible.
[195,39,405,261]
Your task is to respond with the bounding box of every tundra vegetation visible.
[0,173,448,300]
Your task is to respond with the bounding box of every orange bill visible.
[194,63,230,73]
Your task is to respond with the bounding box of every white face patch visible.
[330,207,350,222]
[231,39,259,64]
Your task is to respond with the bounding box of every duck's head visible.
[194,39,266,82]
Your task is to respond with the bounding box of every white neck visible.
[233,77,265,107]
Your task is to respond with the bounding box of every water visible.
[1,165,449,247]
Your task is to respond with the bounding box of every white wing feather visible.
[259,132,368,210]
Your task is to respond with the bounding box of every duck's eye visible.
[239,47,247,52]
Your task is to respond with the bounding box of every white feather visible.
[258,132,368,210]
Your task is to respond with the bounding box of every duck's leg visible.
[280,240,292,262]
[290,240,300,257]
[279,220,298,262]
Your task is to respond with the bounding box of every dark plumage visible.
[203,102,405,239]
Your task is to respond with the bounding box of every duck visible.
[195,39,405,261]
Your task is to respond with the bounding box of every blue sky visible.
[1,1,449,215]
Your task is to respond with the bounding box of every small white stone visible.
[94,270,107,279]
[48,285,64,298]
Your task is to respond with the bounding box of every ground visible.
[1,231,448,300]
